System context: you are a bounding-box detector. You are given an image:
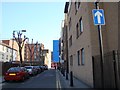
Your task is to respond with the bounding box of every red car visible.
[4,67,29,82]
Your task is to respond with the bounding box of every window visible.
[2,46,4,51]
[68,2,72,15]
[77,50,80,65]
[6,55,8,60]
[69,18,71,31]
[7,48,8,52]
[70,55,73,66]
[75,2,77,14]
[78,2,81,8]
[75,2,80,14]
[34,56,36,59]
[76,23,79,39]
[81,48,85,65]
[79,17,83,33]
[10,49,12,53]
[2,54,4,59]
[69,35,72,47]
[76,17,83,39]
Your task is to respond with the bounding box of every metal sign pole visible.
[95,2,104,88]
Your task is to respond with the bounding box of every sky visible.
[1,1,65,51]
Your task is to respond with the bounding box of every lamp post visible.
[13,30,27,66]
[12,32,14,62]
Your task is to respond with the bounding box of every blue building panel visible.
[53,40,59,63]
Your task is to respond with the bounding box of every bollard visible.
[61,67,65,76]
[66,71,68,80]
[70,71,73,87]
[63,68,65,76]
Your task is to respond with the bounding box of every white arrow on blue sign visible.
[92,9,105,25]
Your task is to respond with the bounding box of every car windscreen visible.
[25,67,32,69]
[8,67,21,72]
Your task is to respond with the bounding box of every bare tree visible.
[26,39,38,65]
[13,30,27,66]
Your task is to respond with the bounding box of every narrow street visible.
[2,69,60,89]
[1,2,119,89]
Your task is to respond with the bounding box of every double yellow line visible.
[56,70,61,90]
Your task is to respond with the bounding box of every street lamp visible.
[12,30,27,66]
[21,30,26,32]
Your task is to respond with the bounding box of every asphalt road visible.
[2,69,60,89]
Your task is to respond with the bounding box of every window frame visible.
[79,17,83,34]
[75,2,77,14]
[81,48,85,65]
[75,2,81,15]
[69,35,72,47]
[69,17,71,31]
[6,55,8,60]
[77,50,80,66]
[2,54,4,59]
[70,55,73,66]
[78,2,81,8]
[76,23,79,39]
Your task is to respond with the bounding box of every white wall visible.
[0,43,17,62]
[44,50,51,69]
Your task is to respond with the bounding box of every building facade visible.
[60,3,69,77]
[24,44,36,61]
[24,43,45,65]
[53,40,60,63]
[0,42,18,62]
[63,2,119,87]
[42,49,51,69]
[2,39,25,61]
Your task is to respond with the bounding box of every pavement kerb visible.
[56,70,69,88]
[0,76,5,83]
[57,70,91,88]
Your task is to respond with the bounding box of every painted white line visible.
[58,80,61,89]
[56,81,59,90]
[56,70,61,90]
[56,71,58,89]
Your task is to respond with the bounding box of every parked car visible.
[43,65,48,70]
[39,66,44,72]
[4,67,29,82]
[20,67,30,79]
[24,66,37,76]
[34,66,41,74]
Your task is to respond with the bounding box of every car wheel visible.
[27,75,30,79]
[21,76,25,81]
[5,80,9,82]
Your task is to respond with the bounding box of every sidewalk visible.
[0,76,5,83]
[57,70,91,88]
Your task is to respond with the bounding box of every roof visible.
[0,42,17,51]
